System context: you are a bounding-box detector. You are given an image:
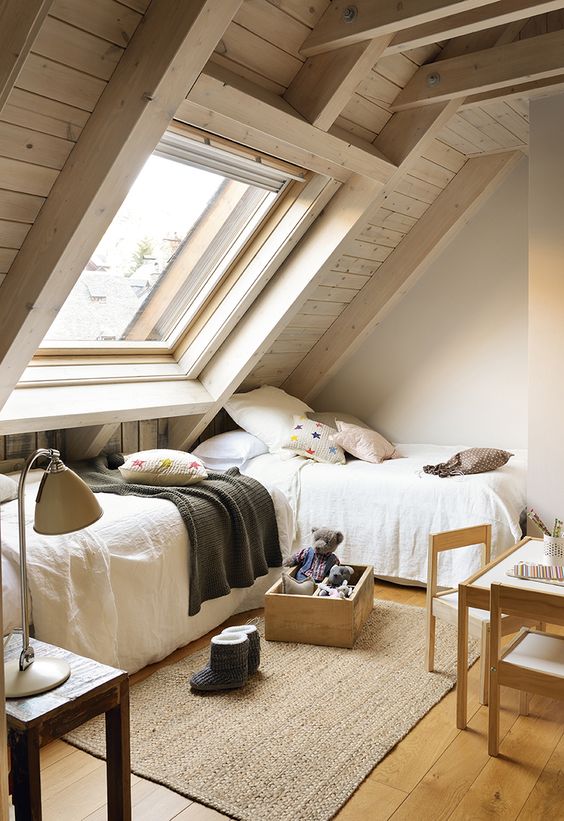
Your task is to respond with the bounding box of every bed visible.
[1,471,293,673]
[243,443,527,589]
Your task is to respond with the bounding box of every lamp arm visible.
[17,448,59,672]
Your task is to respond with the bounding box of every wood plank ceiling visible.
[1,0,563,450]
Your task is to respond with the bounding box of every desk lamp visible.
[4,448,103,698]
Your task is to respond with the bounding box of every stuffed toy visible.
[318,565,355,598]
[326,565,354,588]
[283,527,344,582]
[280,573,315,596]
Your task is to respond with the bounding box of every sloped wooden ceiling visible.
[0,0,562,453]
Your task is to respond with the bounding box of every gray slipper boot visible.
[221,624,260,674]
[190,632,249,692]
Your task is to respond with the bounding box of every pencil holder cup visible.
[543,534,564,566]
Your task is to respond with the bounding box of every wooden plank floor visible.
[22,581,564,820]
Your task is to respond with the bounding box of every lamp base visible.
[5,657,71,698]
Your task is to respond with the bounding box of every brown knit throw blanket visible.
[72,455,282,615]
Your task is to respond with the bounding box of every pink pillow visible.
[331,421,396,463]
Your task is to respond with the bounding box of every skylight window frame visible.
[24,127,318,393]
[34,126,306,363]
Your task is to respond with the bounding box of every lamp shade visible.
[33,466,103,535]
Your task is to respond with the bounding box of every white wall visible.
[528,93,564,525]
[313,159,528,449]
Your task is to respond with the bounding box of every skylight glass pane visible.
[44,136,284,344]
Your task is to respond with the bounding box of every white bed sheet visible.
[243,444,527,589]
[1,472,292,673]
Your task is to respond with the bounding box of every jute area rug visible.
[66,601,476,821]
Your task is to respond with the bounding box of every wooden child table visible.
[455,535,564,729]
[4,636,131,820]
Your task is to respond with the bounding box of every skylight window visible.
[43,130,298,345]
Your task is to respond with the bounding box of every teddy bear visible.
[327,565,354,588]
[318,565,355,598]
[283,527,344,582]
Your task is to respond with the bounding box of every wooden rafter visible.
[176,99,351,182]
[462,74,564,107]
[0,0,53,114]
[301,0,503,56]
[393,29,564,110]
[283,152,522,403]
[65,423,121,460]
[385,0,564,56]
[284,36,392,131]
[0,0,242,413]
[183,64,397,183]
[374,102,460,168]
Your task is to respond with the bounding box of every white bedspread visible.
[1,472,292,672]
[243,444,527,588]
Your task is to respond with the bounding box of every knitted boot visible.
[190,632,249,692]
[221,625,260,674]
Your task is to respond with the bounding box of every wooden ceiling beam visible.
[0,0,242,412]
[385,0,563,56]
[0,0,53,114]
[301,0,504,56]
[283,151,523,403]
[393,29,564,110]
[185,64,397,184]
[461,74,564,107]
[373,102,461,168]
[175,99,351,182]
[284,36,392,131]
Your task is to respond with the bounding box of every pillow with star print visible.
[281,416,346,464]
[118,449,208,486]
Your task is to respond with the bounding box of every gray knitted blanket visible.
[72,456,282,616]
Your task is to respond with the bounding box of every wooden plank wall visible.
[0,0,150,284]
[0,419,164,463]
[0,410,236,466]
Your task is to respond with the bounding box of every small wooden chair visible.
[489,583,564,756]
[426,524,526,705]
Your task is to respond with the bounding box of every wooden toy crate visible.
[264,564,374,648]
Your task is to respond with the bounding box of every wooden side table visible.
[4,636,131,820]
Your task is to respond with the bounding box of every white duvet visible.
[1,472,293,672]
[243,444,527,588]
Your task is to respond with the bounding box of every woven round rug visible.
[66,601,476,821]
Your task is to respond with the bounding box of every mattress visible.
[1,471,293,673]
[243,443,527,589]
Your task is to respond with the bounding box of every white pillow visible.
[119,449,207,486]
[225,385,313,452]
[280,415,346,464]
[193,431,268,471]
[0,474,18,503]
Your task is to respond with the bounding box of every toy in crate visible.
[267,526,373,648]
[283,527,344,582]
